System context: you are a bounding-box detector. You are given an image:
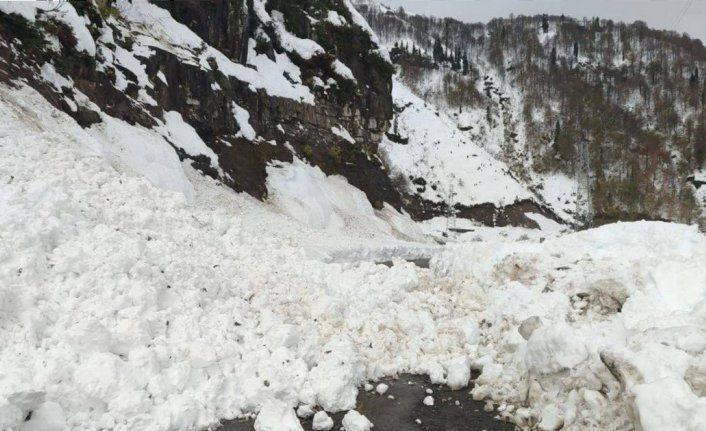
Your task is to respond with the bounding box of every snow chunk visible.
[632,378,706,431]
[445,357,471,390]
[525,323,588,375]
[312,411,334,431]
[326,10,347,26]
[307,339,365,412]
[254,400,303,431]
[375,383,389,395]
[342,410,373,431]
[296,405,315,419]
[423,396,434,406]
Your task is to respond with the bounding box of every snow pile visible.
[381,80,533,208]
[266,158,424,241]
[0,83,461,431]
[432,221,706,430]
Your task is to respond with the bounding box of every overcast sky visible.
[379,0,706,42]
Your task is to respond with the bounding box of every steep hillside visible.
[357,1,706,228]
[0,0,400,208]
[0,0,559,230]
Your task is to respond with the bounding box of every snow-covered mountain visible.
[357,1,706,228]
[0,0,560,230]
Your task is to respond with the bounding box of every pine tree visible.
[573,42,579,59]
[432,38,443,64]
[542,14,549,34]
[553,121,561,153]
[550,47,558,69]
[462,52,469,75]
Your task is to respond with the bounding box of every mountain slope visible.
[0,0,560,230]
[357,1,706,228]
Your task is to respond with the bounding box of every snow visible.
[331,125,356,144]
[534,173,577,222]
[40,63,73,91]
[271,11,324,60]
[381,79,533,207]
[254,401,303,431]
[374,383,388,395]
[114,46,152,88]
[266,158,420,240]
[0,1,39,22]
[0,2,95,56]
[87,113,196,201]
[341,410,373,431]
[312,411,334,431]
[119,0,315,104]
[2,79,706,431]
[158,111,219,166]
[232,102,257,141]
[423,396,434,406]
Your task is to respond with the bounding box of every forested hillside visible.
[358,1,706,226]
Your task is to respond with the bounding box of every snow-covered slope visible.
[357,1,706,226]
[0,82,434,431]
[381,80,532,208]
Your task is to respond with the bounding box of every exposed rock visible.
[518,316,543,341]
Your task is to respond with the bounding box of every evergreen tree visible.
[432,38,443,63]
[553,121,561,153]
[550,47,558,69]
[462,52,469,75]
[542,14,549,34]
[573,42,579,59]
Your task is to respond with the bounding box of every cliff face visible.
[0,0,564,229]
[0,0,402,209]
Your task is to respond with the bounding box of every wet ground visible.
[215,373,516,431]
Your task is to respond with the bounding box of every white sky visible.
[379,0,706,42]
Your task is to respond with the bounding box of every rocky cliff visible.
[0,0,560,229]
[0,0,403,207]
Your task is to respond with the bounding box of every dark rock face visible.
[403,195,561,229]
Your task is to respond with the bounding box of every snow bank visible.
[432,221,706,430]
